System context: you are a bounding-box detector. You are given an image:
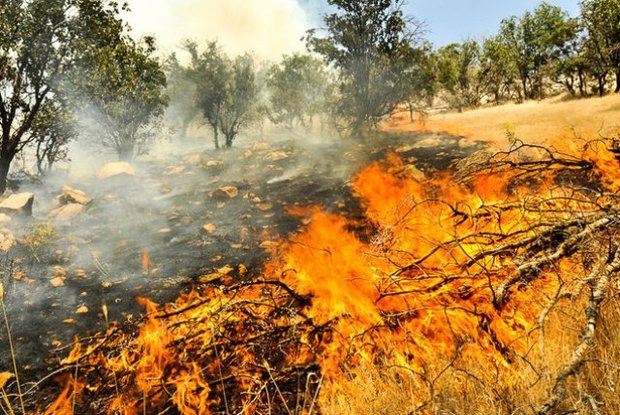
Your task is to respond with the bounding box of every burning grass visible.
[8,132,620,414]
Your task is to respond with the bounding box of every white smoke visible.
[124,0,312,61]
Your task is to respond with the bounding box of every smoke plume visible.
[124,0,312,61]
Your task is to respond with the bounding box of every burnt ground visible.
[0,130,483,405]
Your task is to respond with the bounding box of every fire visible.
[141,249,151,274]
[44,136,620,413]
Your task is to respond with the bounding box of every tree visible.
[306,0,424,135]
[75,36,168,160]
[401,42,436,121]
[164,53,201,139]
[551,30,590,97]
[187,42,259,149]
[580,0,620,93]
[479,36,520,103]
[266,54,330,130]
[435,40,484,110]
[498,3,577,100]
[0,0,120,193]
[31,99,76,175]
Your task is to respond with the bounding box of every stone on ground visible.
[0,192,34,215]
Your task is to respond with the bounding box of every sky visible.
[124,0,581,60]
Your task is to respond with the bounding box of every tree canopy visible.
[306,0,424,135]
[187,42,259,149]
[75,36,168,160]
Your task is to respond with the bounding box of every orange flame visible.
[141,249,151,274]
[46,137,620,413]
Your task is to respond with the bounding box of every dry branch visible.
[536,248,620,415]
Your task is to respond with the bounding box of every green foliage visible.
[580,0,620,94]
[435,40,484,110]
[498,2,577,99]
[266,54,331,129]
[306,0,424,135]
[479,36,520,103]
[187,42,259,149]
[75,36,168,160]
[0,0,138,190]
[30,98,77,175]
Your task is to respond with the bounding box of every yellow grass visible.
[386,94,620,148]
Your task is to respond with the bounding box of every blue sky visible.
[302,0,581,46]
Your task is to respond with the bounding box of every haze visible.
[124,0,310,60]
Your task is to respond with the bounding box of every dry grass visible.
[323,96,620,414]
[386,94,620,148]
[319,294,620,415]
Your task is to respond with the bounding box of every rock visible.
[163,165,185,176]
[60,186,92,206]
[76,305,89,314]
[0,193,34,215]
[0,214,11,223]
[257,202,273,211]
[264,151,289,161]
[50,277,65,287]
[259,240,278,250]
[218,265,234,275]
[251,142,269,151]
[203,223,217,234]
[96,162,135,179]
[49,203,85,219]
[211,186,239,199]
[205,160,223,167]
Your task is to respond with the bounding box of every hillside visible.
[386,94,620,148]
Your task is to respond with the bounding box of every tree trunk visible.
[520,75,529,100]
[615,71,620,93]
[225,133,234,148]
[118,145,134,161]
[598,76,606,97]
[0,153,14,194]
[212,125,220,150]
[578,69,586,97]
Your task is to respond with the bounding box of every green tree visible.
[402,42,436,121]
[76,36,168,160]
[306,0,424,135]
[479,36,520,103]
[435,40,483,110]
[580,0,620,93]
[0,0,125,193]
[266,54,330,129]
[498,3,577,100]
[188,42,259,149]
[551,30,590,97]
[31,98,76,175]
